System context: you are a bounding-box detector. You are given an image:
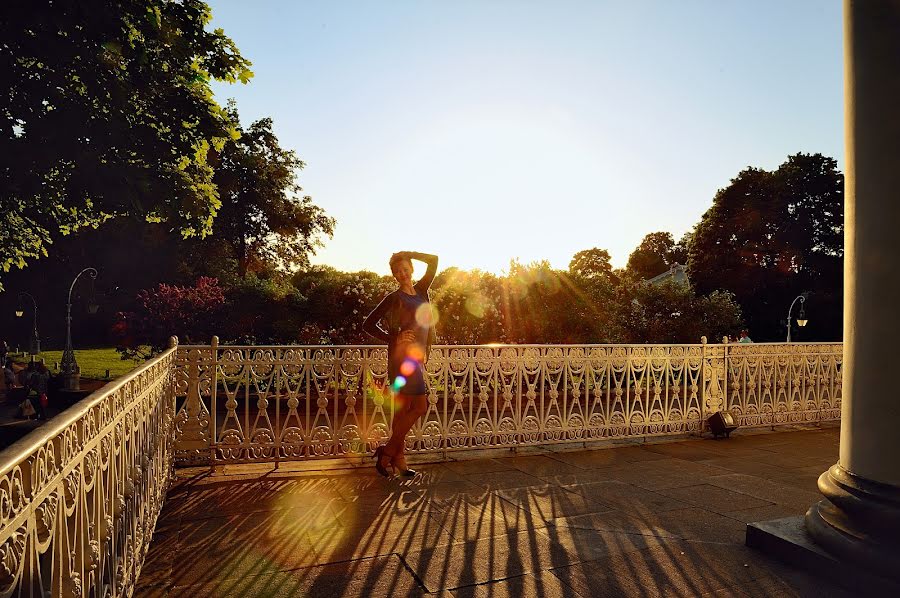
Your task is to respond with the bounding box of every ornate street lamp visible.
[786,292,810,343]
[14,292,41,355]
[60,267,99,391]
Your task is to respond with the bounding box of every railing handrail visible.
[0,343,178,477]
[178,341,842,350]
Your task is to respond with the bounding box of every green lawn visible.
[10,348,143,380]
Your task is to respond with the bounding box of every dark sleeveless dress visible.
[387,289,430,395]
[362,254,439,397]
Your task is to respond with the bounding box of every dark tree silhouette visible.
[0,0,252,289]
[208,104,335,277]
[687,153,844,340]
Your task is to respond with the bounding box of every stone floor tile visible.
[449,571,585,598]
[172,478,352,520]
[131,581,172,598]
[310,515,456,562]
[167,527,319,586]
[401,529,570,592]
[603,458,733,490]
[539,524,670,564]
[697,457,793,478]
[405,463,469,484]
[706,474,820,504]
[642,441,736,461]
[429,493,548,541]
[564,480,691,515]
[736,572,854,598]
[420,479,494,512]
[141,529,181,573]
[495,484,613,522]
[540,466,626,487]
[167,554,425,598]
[757,469,823,493]
[656,484,773,514]
[465,469,545,490]
[442,458,518,476]
[174,505,341,556]
[723,503,804,525]
[548,540,787,598]
[549,507,747,544]
[504,455,586,477]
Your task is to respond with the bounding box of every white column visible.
[805,0,900,577]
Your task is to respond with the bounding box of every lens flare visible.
[465,293,486,318]
[405,343,425,362]
[415,303,439,327]
[400,359,416,377]
[392,375,407,391]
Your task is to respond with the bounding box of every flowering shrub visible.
[115,277,226,357]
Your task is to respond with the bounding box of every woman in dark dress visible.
[363,251,438,476]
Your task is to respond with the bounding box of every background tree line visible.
[1,2,843,351]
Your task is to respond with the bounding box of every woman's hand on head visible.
[397,330,417,345]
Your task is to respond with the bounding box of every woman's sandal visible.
[373,446,394,478]
[391,453,417,477]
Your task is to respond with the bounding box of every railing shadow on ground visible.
[139,425,845,597]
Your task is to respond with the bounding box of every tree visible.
[208,104,335,277]
[687,153,843,340]
[0,0,252,289]
[617,281,743,344]
[626,232,685,280]
[569,248,614,280]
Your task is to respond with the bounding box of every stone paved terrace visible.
[137,425,851,597]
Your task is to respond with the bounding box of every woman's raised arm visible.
[408,252,438,292]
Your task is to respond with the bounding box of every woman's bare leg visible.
[384,393,427,460]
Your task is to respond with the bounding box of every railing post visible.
[700,336,708,434]
[722,335,730,425]
[209,335,218,472]
[168,336,178,481]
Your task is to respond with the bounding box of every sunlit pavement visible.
[137,425,849,597]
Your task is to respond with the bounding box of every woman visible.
[363,251,438,477]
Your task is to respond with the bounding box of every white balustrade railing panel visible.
[0,341,177,598]
[724,343,843,426]
[172,341,841,466]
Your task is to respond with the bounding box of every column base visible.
[746,516,899,594]
[804,463,900,578]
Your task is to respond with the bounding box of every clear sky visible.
[208,0,843,276]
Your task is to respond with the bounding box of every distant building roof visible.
[647,263,689,286]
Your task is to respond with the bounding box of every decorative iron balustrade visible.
[173,339,842,466]
[0,339,177,598]
[724,342,843,426]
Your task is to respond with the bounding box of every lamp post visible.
[60,267,99,391]
[785,292,810,343]
[15,292,40,355]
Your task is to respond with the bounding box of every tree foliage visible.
[115,276,225,356]
[0,0,252,288]
[568,248,614,281]
[687,153,843,340]
[209,103,335,277]
[625,232,688,281]
[617,281,743,344]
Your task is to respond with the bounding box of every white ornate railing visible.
[724,342,843,426]
[172,339,842,466]
[0,339,177,598]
